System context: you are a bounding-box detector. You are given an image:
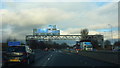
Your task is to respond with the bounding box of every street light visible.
[104,31,107,40]
[108,24,113,50]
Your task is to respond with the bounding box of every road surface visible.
[2,50,119,68]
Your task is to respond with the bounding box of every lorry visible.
[74,40,93,51]
[80,40,93,51]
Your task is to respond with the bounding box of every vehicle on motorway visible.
[44,48,49,51]
[73,41,81,52]
[80,40,93,51]
[74,40,93,51]
[3,45,35,66]
[85,44,93,51]
[113,46,120,51]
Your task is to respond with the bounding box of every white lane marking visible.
[48,58,50,60]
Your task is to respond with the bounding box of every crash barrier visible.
[78,51,120,65]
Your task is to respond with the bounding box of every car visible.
[113,46,120,51]
[3,45,35,66]
[44,48,48,51]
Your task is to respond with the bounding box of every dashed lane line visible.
[48,58,50,60]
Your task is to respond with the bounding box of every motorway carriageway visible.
[1,49,119,68]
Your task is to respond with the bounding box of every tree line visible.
[3,37,69,50]
[27,40,69,50]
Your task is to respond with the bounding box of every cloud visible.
[1,2,118,42]
[2,0,119,2]
[61,28,100,35]
[59,2,118,38]
[70,2,118,30]
[60,30,69,35]
[62,28,81,35]
[1,8,75,26]
[89,31,100,35]
[1,8,75,42]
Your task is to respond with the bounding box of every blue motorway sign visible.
[8,41,21,46]
[36,29,48,33]
[84,42,92,45]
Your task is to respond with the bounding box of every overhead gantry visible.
[26,35,104,48]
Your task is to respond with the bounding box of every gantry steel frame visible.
[26,35,82,40]
[26,35,103,40]
[26,35,104,47]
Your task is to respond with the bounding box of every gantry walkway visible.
[26,35,104,47]
[26,35,103,41]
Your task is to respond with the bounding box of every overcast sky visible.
[1,0,119,42]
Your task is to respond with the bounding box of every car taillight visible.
[76,49,80,50]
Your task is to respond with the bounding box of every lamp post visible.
[108,24,113,50]
[104,31,107,40]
